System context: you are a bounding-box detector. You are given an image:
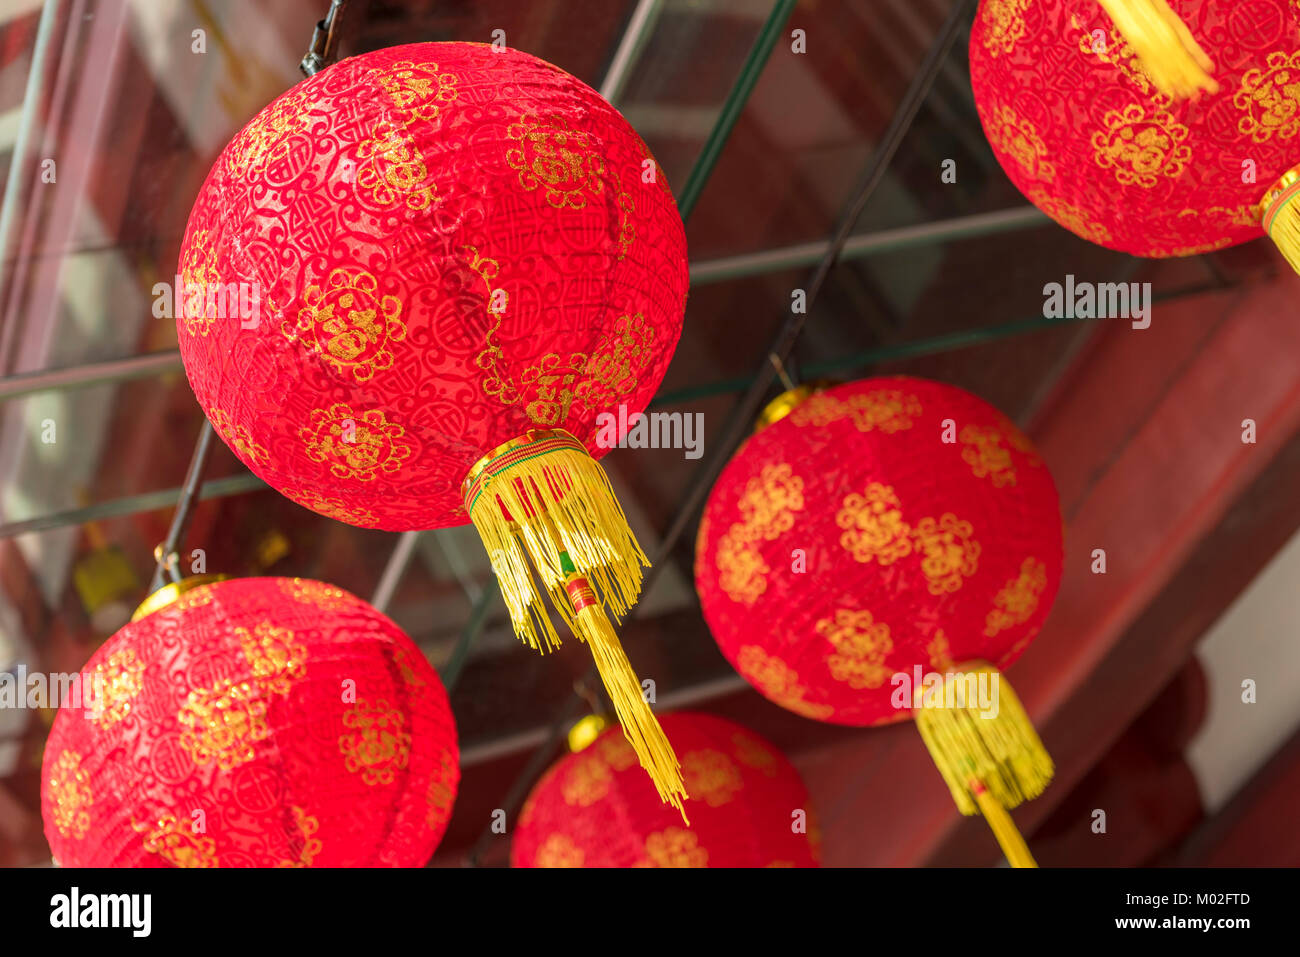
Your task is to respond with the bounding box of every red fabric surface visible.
[970,0,1300,256]
[694,377,1063,727]
[176,42,688,530]
[511,712,820,867]
[41,578,458,867]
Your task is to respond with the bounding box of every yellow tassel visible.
[1260,166,1300,276]
[973,781,1038,868]
[464,429,687,813]
[1095,0,1216,99]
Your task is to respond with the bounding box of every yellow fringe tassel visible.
[973,782,1038,869]
[1260,167,1300,276]
[464,429,687,814]
[1096,0,1217,99]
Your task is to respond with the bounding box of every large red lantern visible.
[174,42,689,809]
[512,712,820,868]
[42,577,459,867]
[971,0,1300,272]
[695,378,1063,865]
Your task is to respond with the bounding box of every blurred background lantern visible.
[695,377,1063,866]
[41,577,459,867]
[512,712,819,868]
[971,0,1300,272]
[175,40,689,811]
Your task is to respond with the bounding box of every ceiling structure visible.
[0,0,1297,867]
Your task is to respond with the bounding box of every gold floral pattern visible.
[1091,103,1191,188]
[911,514,980,595]
[597,733,638,771]
[300,403,412,481]
[988,105,1056,182]
[506,114,605,209]
[178,679,271,769]
[641,827,708,867]
[960,421,1040,487]
[48,751,92,839]
[375,59,459,126]
[1027,187,1113,245]
[426,752,457,829]
[356,119,436,210]
[285,268,406,381]
[818,608,894,690]
[1236,51,1300,143]
[980,0,1032,56]
[837,483,912,565]
[234,622,307,696]
[926,629,954,670]
[717,464,805,605]
[177,230,221,336]
[731,732,779,777]
[535,833,584,867]
[737,645,833,720]
[225,85,315,180]
[134,813,219,868]
[789,390,921,433]
[87,649,145,728]
[207,407,268,466]
[284,488,379,527]
[575,312,656,412]
[682,750,743,807]
[985,557,1048,636]
[339,698,411,786]
[277,577,353,610]
[276,806,323,868]
[561,753,613,806]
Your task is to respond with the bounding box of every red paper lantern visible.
[512,712,820,868]
[695,378,1063,865]
[41,577,459,867]
[175,41,689,810]
[970,0,1300,270]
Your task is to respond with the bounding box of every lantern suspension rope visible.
[464,0,975,866]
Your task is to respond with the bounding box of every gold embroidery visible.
[393,644,427,687]
[206,407,268,465]
[737,645,833,720]
[339,698,411,786]
[87,649,145,728]
[1236,51,1300,143]
[178,230,221,337]
[356,120,436,210]
[284,488,379,527]
[276,579,351,612]
[911,514,980,595]
[837,483,912,565]
[642,827,707,867]
[716,464,805,605]
[426,752,457,829]
[234,622,307,696]
[375,60,459,126]
[134,813,219,868]
[1027,187,1113,245]
[48,751,92,839]
[300,403,412,481]
[226,85,315,180]
[506,114,604,209]
[789,389,922,433]
[818,608,894,690]
[535,833,584,867]
[561,753,613,806]
[576,312,656,412]
[286,268,406,381]
[988,105,1056,182]
[597,733,638,771]
[682,750,743,807]
[1091,103,1191,188]
[980,0,1032,56]
[1076,21,1164,100]
[985,557,1048,636]
[178,679,271,769]
[927,629,955,670]
[276,806,323,868]
[731,732,778,776]
[960,425,1017,487]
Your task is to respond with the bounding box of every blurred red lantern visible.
[512,712,820,868]
[971,0,1300,271]
[695,378,1063,865]
[42,577,459,867]
[175,42,689,810]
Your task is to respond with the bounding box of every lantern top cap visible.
[130,574,229,623]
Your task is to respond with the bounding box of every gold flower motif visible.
[989,105,1056,182]
[911,514,980,595]
[376,59,459,125]
[276,806,323,868]
[641,827,708,868]
[818,608,894,690]
[506,114,605,209]
[206,407,268,466]
[48,751,93,840]
[286,268,406,382]
[926,629,955,670]
[1027,187,1113,246]
[1091,103,1191,188]
[731,732,778,777]
[790,390,921,433]
[299,404,412,482]
[134,813,219,868]
[979,0,1032,57]
[737,646,833,720]
[596,733,638,771]
[577,313,656,412]
[339,698,411,786]
[283,488,380,527]
[985,557,1048,636]
[836,483,912,565]
[234,621,307,696]
[561,753,613,807]
[178,679,271,769]
[717,464,805,605]
[277,577,354,610]
[178,230,221,337]
[1236,51,1300,143]
[87,649,145,728]
[535,833,585,868]
[356,119,437,211]
[682,750,743,807]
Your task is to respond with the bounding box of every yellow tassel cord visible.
[913,661,1052,868]
[1095,0,1217,99]
[1260,166,1300,276]
[464,429,687,816]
